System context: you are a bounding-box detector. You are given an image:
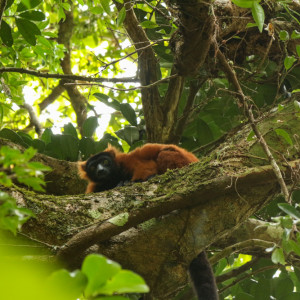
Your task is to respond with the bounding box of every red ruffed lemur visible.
[78,143,218,300]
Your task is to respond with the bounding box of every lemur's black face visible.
[85,152,118,183]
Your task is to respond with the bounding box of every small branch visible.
[216,257,260,283]
[172,79,204,144]
[216,44,290,203]
[0,68,139,83]
[65,74,178,91]
[21,103,43,136]
[257,36,274,71]
[209,239,275,265]
[143,0,177,25]
[101,38,168,71]
[38,82,65,112]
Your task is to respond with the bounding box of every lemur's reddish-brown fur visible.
[78,143,198,193]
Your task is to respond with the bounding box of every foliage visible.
[0,145,51,190]
[1,0,300,299]
[0,250,149,300]
[47,254,149,300]
[0,145,51,234]
[0,191,33,234]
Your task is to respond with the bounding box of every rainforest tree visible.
[1,0,300,299]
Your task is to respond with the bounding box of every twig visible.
[216,257,260,283]
[216,43,290,203]
[64,74,179,91]
[38,82,65,111]
[172,79,204,143]
[0,67,139,83]
[21,103,43,136]
[209,239,275,265]
[257,36,273,71]
[100,38,169,71]
[143,0,177,25]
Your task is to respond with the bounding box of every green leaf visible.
[96,270,149,295]
[17,0,42,12]
[235,292,254,300]
[46,269,87,300]
[28,161,52,172]
[17,131,33,146]
[61,2,71,11]
[63,123,78,139]
[17,174,46,192]
[247,130,256,141]
[119,103,137,126]
[37,36,53,49]
[296,45,300,58]
[82,117,98,138]
[45,134,79,161]
[271,248,286,265]
[4,0,14,10]
[279,30,289,41]
[141,20,158,29]
[214,258,228,276]
[0,20,13,47]
[115,126,139,146]
[58,6,66,21]
[79,137,97,160]
[0,128,28,147]
[18,10,45,21]
[294,100,300,112]
[231,0,254,9]
[101,0,111,15]
[41,128,53,145]
[94,93,137,126]
[273,277,294,299]
[283,293,300,300]
[246,22,257,28]
[82,254,121,297]
[90,6,103,14]
[109,213,129,226]
[284,56,297,70]
[93,296,128,300]
[291,30,300,39]
[116,6,126,27]
[15,18,41,45]
[289,240,300,256]
[251,1,264,33]
[278,203,300,219]
[94,93,121,110]
[275,129,293,146]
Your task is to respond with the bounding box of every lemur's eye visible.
[89,165,96,172]
[102,159,110,166]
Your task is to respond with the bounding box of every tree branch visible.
[0,68,138,83]
[210,239,275,265]
[172,79,204,144]
[216,257,260,283]
[114,0,163,142]
[38,82,65,112]
[21,103,43,136]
